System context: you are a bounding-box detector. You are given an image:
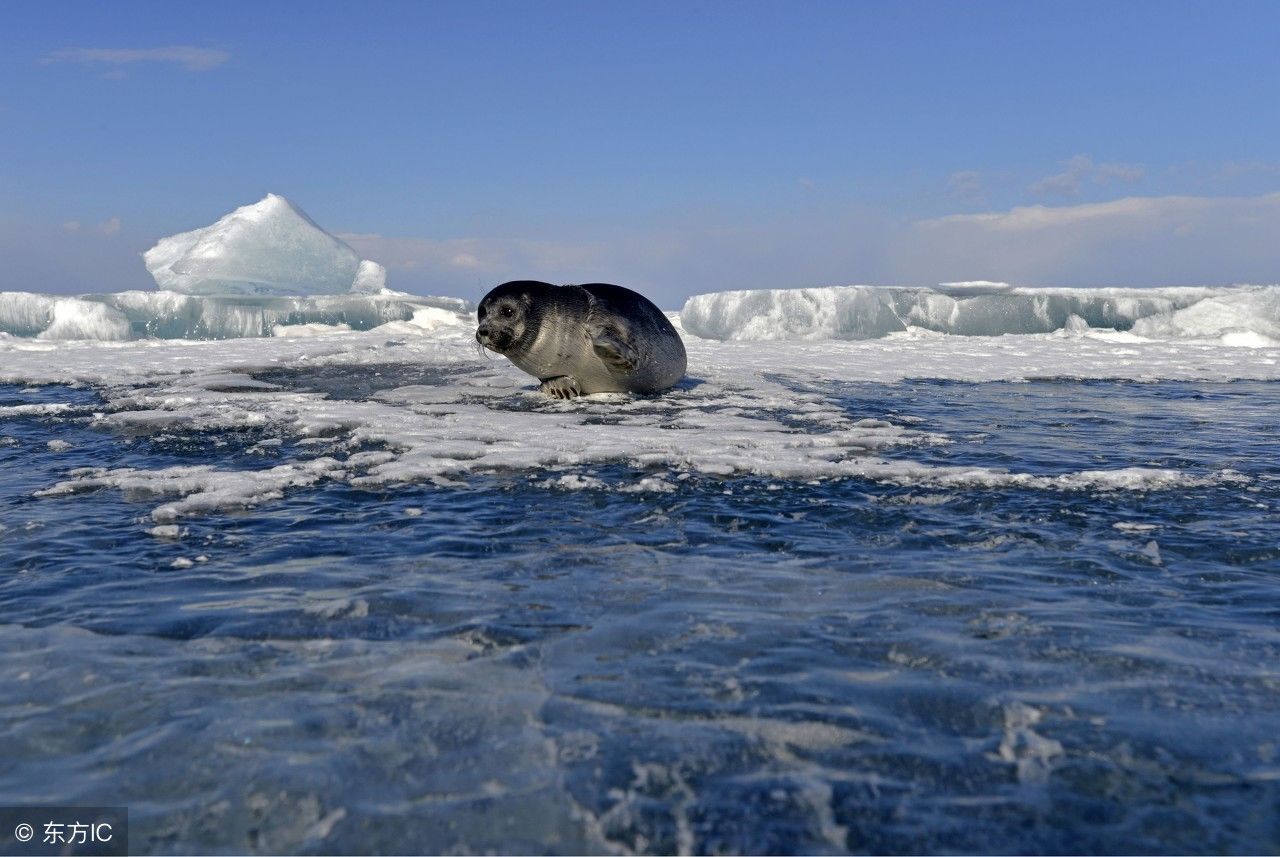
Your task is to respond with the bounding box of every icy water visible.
[2,377,1279,854]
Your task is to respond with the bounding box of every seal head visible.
[477,280,686,398]
[475,280,546,356]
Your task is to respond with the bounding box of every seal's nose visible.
[476,324,490,340]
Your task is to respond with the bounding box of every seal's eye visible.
[502,307,515,317]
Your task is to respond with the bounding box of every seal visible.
[476,280,686,398]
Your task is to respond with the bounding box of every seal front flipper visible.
[591,332,639,374]
[539,376,582,399]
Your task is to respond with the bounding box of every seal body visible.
[476,281,686,398]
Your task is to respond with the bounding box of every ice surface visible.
[681,284,1280,345]
[36,459,345,522]
[143,194,387,297]
[6,308,1273,520]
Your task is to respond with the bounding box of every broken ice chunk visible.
[350,259,388,294]
[143,194,383,297]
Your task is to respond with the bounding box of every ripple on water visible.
[1,380,1279,853]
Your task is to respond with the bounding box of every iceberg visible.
[143,194,387,297]
[680,284,1280,344]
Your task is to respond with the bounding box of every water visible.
[2,377,1278,854]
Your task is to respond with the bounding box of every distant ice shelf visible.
[6,280,1280,345]
[680,284,1280,345]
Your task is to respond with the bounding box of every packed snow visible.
[143,194,386,297]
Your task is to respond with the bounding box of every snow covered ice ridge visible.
[0,291,469,341]
[5,305,1269,521]
[681,284,1280,346]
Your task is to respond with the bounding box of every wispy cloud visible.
[40,46,230,74]
[337,191,1280,304]
[1030,154,1145,197]
[947,170,984,203]
[60,216,123,236]
[8,192,1279,300]
[336,232,604,289]
[902,192,1280,285]
[1213,160,1280,182]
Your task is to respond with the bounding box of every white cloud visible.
[337,214,896,308]
[40,46,230,73]
[1030,154,1145,197]
[13,192,1276,303]
[336,232,608,295]
[898,192,1280,285]
[339,192,1280,305]
[1213,160,1280,181]
[61,216,121,235]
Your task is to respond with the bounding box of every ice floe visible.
[36,459,346,522]
[6,305,1271,520]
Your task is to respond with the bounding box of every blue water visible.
[2,378,1278,854]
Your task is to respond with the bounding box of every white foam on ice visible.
[7,308,1269,519]
[143,194,386,297]
[681,284,1280,346]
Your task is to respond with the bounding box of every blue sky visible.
[3,0,1279,306]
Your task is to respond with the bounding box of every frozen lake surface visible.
[2,292,1279,853]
